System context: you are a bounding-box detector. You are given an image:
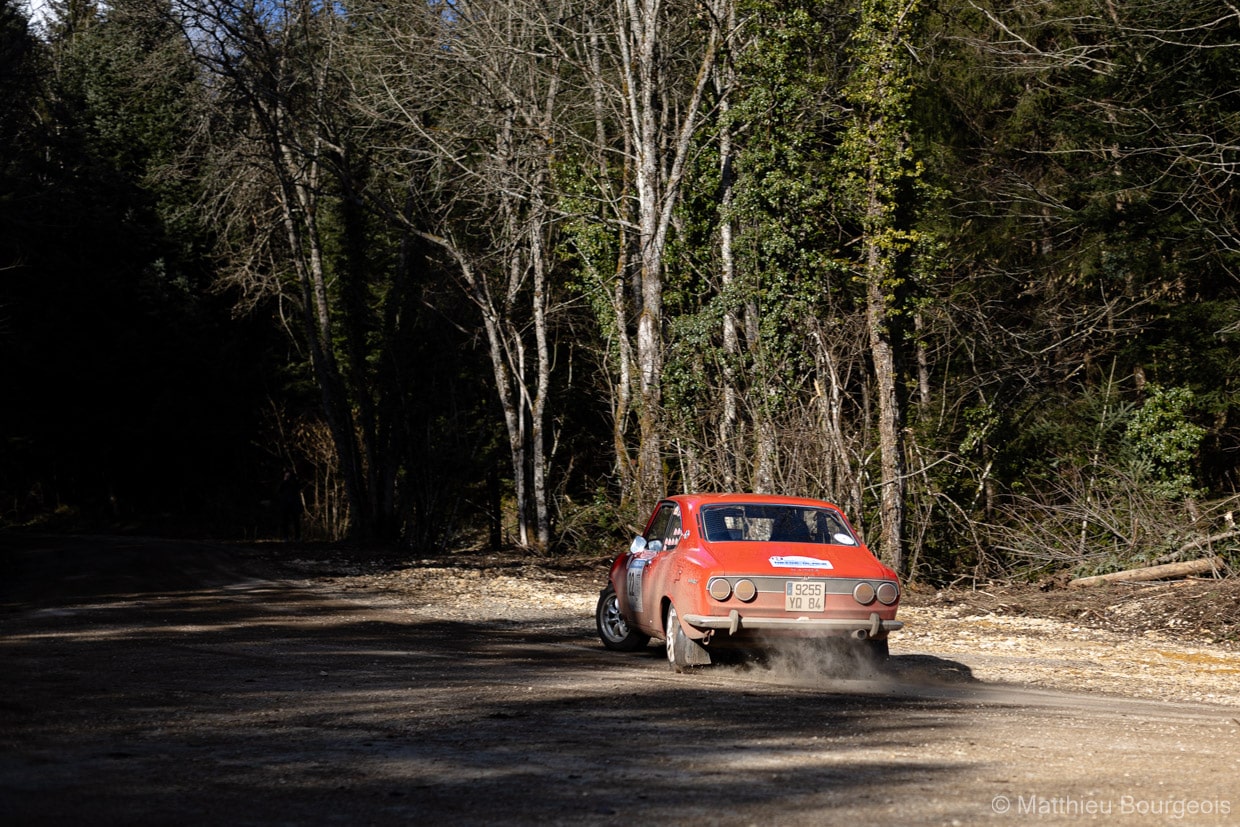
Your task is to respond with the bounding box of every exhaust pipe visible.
[852,629,869,640]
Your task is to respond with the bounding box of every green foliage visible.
[1122,386,1207,501]
[657,0,863,474]
[554,154,622,359]
[555,486,645,557]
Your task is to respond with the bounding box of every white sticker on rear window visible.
[769,556,834,569]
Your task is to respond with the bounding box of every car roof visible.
[666,493,846,511]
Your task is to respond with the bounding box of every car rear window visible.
[701,504,857,545]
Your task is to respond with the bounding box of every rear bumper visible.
[682,610,902,640]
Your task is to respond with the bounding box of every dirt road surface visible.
[2,535,1238,825]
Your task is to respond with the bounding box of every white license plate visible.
[785,581,824,612]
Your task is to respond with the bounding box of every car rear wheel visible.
[664,603,710,672]
[596,585,650,651]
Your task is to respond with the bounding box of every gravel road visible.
[2,535,1237,825]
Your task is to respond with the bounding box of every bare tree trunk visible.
[576,11,639,503]
[812,324,862,516]
[865,222,906,574]
[495,106,533,549]
[528,197,553,548]
[621,0,668,506]
[441,237,530,547]
[615,0,720,508]
[611,248,637,498]
[716,0,739,492]
[523,41,563,550]
[753,416,776,493]
[276,154,368,537]
[914,310,931,408]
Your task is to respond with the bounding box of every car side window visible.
[644,503,680,552]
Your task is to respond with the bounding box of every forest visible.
[2,0,1238,583]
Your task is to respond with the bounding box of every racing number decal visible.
[626,557,648,613]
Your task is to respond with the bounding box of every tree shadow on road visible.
[1,534,984,826]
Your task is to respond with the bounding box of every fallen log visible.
[1068,556,1226,588]
[1150,529,1240,567]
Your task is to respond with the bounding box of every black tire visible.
[596,585,650,651]
[664,603,709,672]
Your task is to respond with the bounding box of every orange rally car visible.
[595,493,902,671]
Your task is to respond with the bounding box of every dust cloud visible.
[716,636,979,698]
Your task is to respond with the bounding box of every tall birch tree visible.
[621,0,726,507]
[350,0,568,548]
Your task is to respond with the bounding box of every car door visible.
[625,501,682,633]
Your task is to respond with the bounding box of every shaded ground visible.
[2,534,1238,825]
